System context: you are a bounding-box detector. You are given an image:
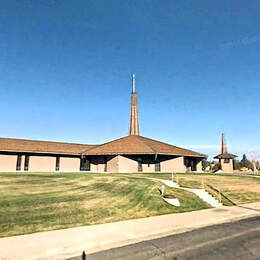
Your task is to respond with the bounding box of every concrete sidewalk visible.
[0,202,260,260]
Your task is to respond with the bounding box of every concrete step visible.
[191,189,222,208]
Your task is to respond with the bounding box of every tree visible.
[233,159,241,170]
[202,159,211,171]
[240,154,253,170]
[211,161,221,172]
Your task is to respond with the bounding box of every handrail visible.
[204,183,222,203]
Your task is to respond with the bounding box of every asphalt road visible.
[72,216,260,260]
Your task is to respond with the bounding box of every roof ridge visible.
[80,135,130,154]
[0,137,96,147]
[136,136,157,154]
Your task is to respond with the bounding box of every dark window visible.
[138,158,142,172]
[80,157,90,171]
[56,157,60,171]
[16,155,22,171]
[224,158,230,163]
[155,161,161,172]
[24,155,30,171]
[191,160,195,171]
[104,157,107,172]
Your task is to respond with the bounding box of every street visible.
[82,216,260,260]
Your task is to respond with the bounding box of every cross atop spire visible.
[129,74,139,135]
[221,133,228,154]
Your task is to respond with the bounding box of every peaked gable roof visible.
[0,137,96,155]
[83,135,206,158]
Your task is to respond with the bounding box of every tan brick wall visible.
[106,156,119,173]
[29,156,56,172]
[196,160,203,172]
[118,155,138,173]
[60,157,80,172]
[91,157,106,172]
[0,154,17,172]
[20,155,25,171]
[161,156,186,173]
[142,163,155,172]
[90,160,98,172]
[221,159,234,173]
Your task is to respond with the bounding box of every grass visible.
[0,172,209,238]
[133,172,260,205]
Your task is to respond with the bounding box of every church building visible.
[0,75,206,173]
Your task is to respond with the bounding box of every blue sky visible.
[0,1,260,159]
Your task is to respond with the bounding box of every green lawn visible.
[0,172,209,238]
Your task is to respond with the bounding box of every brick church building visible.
[0,75,206,173]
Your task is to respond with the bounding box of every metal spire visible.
[221,133,228,154]
[129,74,139,135]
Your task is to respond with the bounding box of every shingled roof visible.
[0,137,96,155]
[82,135,206,158]
[214,153,237,159]
[0,135,206,158]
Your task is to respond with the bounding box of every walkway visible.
[0,202,259,260]
[151,178,223,208]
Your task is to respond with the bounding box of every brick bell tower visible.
[214,133,237,173]
[129,74,140,136]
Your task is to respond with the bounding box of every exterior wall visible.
[118,155,138,173]
[91,156,106,173]
[220,159,234,173]
[106,156,119,173]
[161,156,186,173]
[142,162,155,172]
[29,156,56,172]
[60,157,80,172]
[196,160,203,172]
[0,152,203,174]
[20,155,25,171]
[0,154,17,172]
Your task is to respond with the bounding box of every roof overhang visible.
[214,153,237,159]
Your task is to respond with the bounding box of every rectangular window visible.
[55,157,60,171]
[24,155,30,171]
[80,157,90,171]
[16,155,22,171]
[155,161,161,172]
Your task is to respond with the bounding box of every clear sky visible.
[0,1,260,159]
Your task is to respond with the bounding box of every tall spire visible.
[129,74,139,135]
[221,133,228,154]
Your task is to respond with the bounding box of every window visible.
[224,158,230,163]
[16,155,22,171]
[104,157,107,172]
[155,161,161,172]
[80,157,90,171]
[55,157,60,171]
[138,158,142,172]
[24,155,30,171]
